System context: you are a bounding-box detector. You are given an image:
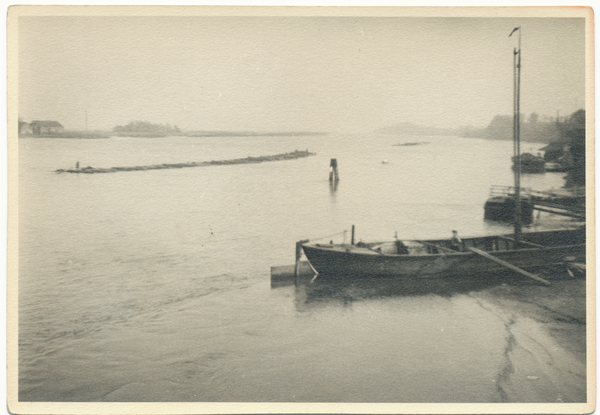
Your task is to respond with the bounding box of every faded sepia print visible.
[8,6,594,414]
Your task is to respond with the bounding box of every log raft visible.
[56,150,315,174]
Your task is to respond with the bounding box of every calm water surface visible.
[18,133,582,402]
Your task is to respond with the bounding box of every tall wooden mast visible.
[511,26,522,242]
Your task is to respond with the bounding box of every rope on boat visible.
[307,229,351,243]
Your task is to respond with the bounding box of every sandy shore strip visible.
[471,278,587,403]
[56,150,315,174]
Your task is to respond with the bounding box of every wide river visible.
[17,133,586,404]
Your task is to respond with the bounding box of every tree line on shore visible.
[377,109,585,145]
[481,109,584,144]
[20,109,584,148]
[379,109,585,187]
[18,118,326,138]
[112,121,181,137]
[111,121,325,138]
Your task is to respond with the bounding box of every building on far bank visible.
[18,121,33,135]
[30,120,64,135]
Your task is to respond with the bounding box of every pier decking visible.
[485,185,585,221]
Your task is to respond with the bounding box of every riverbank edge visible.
[473,278,588,403]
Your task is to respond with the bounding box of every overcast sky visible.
[18,14,586,133]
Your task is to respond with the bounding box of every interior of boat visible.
[357,228,584,256]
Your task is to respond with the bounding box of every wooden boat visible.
[512,152,546,173]
[300,228,585,280]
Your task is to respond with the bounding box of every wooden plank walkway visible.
[488,185,585,220]
[531,199,585,219]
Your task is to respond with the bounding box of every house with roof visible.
[18,121,33,135]
[30,120,64,135]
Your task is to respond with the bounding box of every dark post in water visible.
[329,158,339,182]
[294,241,302,280]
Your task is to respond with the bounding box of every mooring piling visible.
[270,239,313,288]
[329,158,339,182]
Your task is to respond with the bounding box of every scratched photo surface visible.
[11,7,592,413]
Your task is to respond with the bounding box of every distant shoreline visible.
[19,131,110,139]
[182,131,327,138]
[20,131,328,139]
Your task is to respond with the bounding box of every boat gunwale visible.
[302,243,585,258]
[301,231,585,258]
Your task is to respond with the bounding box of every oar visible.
[497,235,546,248]
[467,247,550,286]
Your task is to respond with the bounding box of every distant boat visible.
[512,152,545,173]
[393,141,429,147]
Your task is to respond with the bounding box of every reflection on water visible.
[329,179,339,194]
[291,272,531,311]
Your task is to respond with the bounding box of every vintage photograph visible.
[8,6,593,414]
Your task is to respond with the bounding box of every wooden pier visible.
[531,196,585,219]
[270,261,315,287]
[484,185,585,221]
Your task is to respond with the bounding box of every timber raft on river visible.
[56,150,315,174]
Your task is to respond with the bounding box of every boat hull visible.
[484,196,534,224]
[301,229,585,279]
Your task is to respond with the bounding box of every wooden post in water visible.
[294,242,302,278]
[329,158,339,182]
[351,225,355,245]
